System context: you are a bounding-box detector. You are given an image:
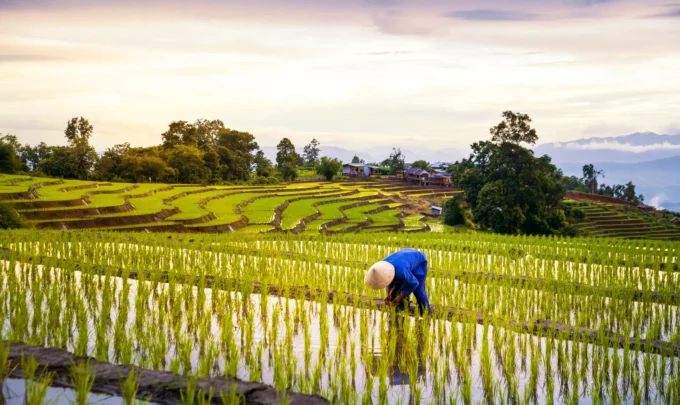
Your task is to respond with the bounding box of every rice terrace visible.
[2,0,680,403]
[0,172,679,404]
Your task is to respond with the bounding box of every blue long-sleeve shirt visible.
[383,248,430,312]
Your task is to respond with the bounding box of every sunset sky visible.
[1,0,679,153]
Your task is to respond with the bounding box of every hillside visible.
[0,174,460,234]
[566,197,680,240]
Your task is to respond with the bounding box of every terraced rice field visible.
[1,230,678,404]
[0,176,447,234]
[571,200,680,240]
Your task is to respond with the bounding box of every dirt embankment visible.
[3,341,328,405]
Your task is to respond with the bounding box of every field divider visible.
[2,341,329,405]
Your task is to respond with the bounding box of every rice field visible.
[0,177,442,234]
[0,230,679,404]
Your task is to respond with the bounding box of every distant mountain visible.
[557,155,680,209]
[535,132,680,164]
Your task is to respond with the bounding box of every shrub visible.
[0,204,23,229]
[444,197,467,226]
[571,208,585,221]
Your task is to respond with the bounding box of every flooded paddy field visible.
[0,230,678,404]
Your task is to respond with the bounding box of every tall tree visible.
[19,142,51,172]
[452,111,566,235]
[253,150,274,178]
[215,128,259,181]
[0,135,23,174]
[165,145,211,184]
[161,121,197,149]
[194,119,225,150]
[94,143,131,181]
[64,117,98,179]
[351,155,364,164]
[622,181,644,203]
[302,138,321,166]
[581,164,604,194]
[386,148,406,175]
[490,111,538,145]
[316,157,342,181]
[276,138,299,181]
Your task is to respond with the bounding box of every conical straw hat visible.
[365,261,395,289]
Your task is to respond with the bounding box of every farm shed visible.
[671,217,680,226]
[430,205,442,216]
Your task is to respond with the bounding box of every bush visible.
[0,204,23,229]
[444,197,467,226]
[571,208,585,221]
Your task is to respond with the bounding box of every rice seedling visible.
[0,229,678,403]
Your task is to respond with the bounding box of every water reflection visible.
[371,314,426,387]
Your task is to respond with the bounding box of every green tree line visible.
[0,118,349,184]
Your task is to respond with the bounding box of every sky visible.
[1,0,679,154]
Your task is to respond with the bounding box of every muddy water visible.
[1,379,156,405]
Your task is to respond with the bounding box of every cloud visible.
[557,141,680,153]
[648,7,680,17]
[445,9,537,21]
[649,193,667,209]
[0,54,60,63]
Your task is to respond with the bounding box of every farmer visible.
[364,248,431,314]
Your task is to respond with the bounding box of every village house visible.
[403,167,452,186]
[404,168,430,185]
[342,163,378,177]
[671,217,680,226]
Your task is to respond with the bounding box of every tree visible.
[276,138,300,181]
[302,138,321,166]
[411,160,431,171]
[0,135,23,173]
[386,148,406,175]
[165,145,211,184]
[444,197,467,226]
[581,164,604,194]
[94,143,131,181]
[215,128,259,181]
[453,112,566,235]
[19,142,51,172]
[622,181,644,203]
[490,111,538,145]
[0,204,23,229]
[316,157,342,181]
[64,117,97,179]
[161,121,198,149]
[351,155,365,164]
[39,146,80,178]
[194,119,225,150]
[253,150,274,178]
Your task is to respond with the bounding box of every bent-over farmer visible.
[365,248,431,314]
